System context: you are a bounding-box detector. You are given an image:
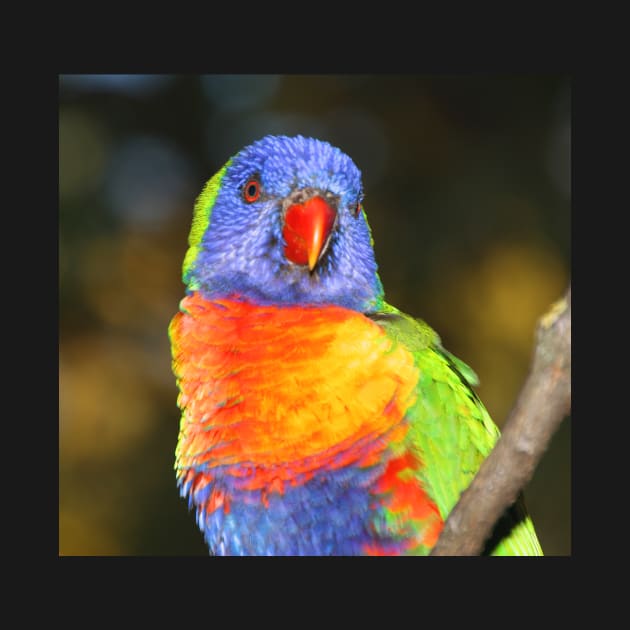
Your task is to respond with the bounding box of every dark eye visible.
[243,178,261,203]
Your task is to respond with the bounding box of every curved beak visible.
[282,195,337,271]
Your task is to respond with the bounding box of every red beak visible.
[282,195,337,271]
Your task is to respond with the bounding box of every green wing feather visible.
[369,304,543,556]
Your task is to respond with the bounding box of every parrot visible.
[169,134,543,556]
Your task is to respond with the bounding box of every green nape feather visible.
[368,304,543,556]
[182,162,230,288]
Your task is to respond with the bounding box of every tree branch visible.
[430,285,571,556]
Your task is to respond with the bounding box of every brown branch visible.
[430,284,571,556]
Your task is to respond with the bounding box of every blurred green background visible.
[59,74,571,556]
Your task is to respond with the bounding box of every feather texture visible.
[170,135,543,555]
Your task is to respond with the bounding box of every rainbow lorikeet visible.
[169,135,543,556]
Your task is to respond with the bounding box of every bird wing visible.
[368,306,543,556]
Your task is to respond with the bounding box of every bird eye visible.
[353,202,362,218]
[243,178,261,203]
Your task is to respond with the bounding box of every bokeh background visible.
[59,74,571,556]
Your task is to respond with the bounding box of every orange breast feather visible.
[171,294,419,483]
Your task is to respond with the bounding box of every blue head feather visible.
[186,135,384,312]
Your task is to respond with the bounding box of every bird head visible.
[182,135,384,311]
